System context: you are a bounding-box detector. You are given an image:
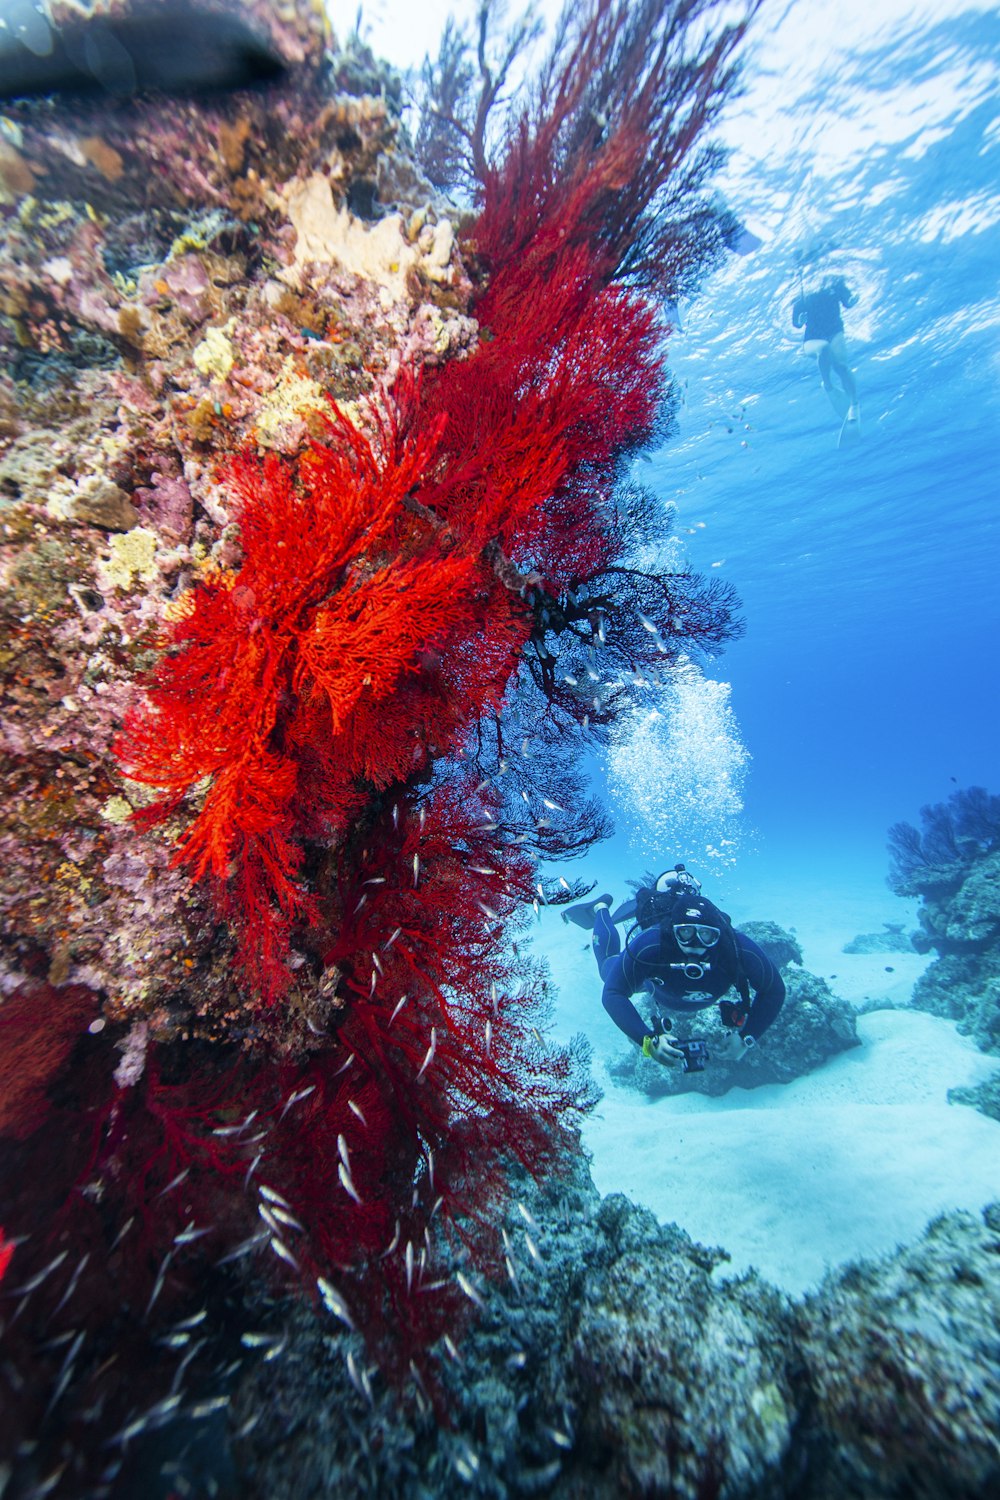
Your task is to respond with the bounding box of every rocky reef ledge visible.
[226,1143,1000,1500]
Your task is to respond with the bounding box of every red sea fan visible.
[474,0,751,294]
[260,777,595,1367]
[116,362,558,1002]
[338,593,527,789]
[295,552,486,774]
[100,0,745,1391]
[420,239,662,593]
[116,385,481,998]
[117,11,716,1006]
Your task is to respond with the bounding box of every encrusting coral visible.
[0,0,752,1491]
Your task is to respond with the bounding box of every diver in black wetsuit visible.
[792,275,859,419]
[564,866,784,1067]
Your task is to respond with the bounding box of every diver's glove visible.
[717,1030,756,1064]
[642,1033,686,1067]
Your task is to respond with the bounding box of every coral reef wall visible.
[1,0,479,1028]
[0,0,752,1493]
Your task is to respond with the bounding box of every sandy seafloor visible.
[529,852,1000,1297]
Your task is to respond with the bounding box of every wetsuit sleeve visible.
[600,954,652,1045]
[734,933,785,1039]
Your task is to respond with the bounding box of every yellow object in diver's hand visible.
[642,1033,686,1066]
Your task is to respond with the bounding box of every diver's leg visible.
[828,335,858,404]
[833,360,857,403]
[592,905,621,981]
[816,342,834,391]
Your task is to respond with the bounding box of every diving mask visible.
[673,923,721,950]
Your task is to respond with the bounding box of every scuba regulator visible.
[669,958,713,982]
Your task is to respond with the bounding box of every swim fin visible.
[562,894,613,930]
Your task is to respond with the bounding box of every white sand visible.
[530,871,1000,1296]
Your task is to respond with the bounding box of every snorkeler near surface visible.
[564,866,785,1072]
[792,273,861,444]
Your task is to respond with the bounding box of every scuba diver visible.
[792,274,859,422]
[564,866,785,1068]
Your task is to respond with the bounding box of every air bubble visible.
[607,660,749,866]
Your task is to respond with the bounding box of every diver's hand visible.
[642,1033,686,1067]
[717,1030,756,1063]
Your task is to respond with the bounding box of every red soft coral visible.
[116,382,506,998]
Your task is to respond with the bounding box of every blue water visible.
[516,0,1000,1286]
[633,1,1000,898]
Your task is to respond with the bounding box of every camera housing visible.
[674,1038,710,1073]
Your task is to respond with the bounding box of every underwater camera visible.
[674,1038,710,1073]
[652,1017,710,1073]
